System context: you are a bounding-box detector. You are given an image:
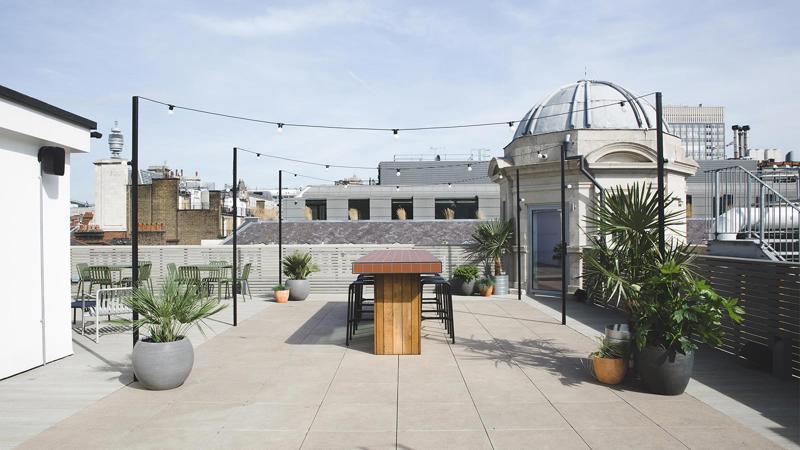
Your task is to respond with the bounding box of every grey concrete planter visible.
[286,279,310,301]
[493,275,509,295]
[637,346,694,395]
[451,278,476,296]
[132,337,194,390]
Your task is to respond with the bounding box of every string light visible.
[396,168,401,176]
[499,173,503,179]
[396,185,400,191]
[393,129,399,139]
[325,165,330,170]
[277,123,284,133]
[467,164,473,172]
[448,182,452,188]
[141,92,655,134]
[508,121,514,127]
[256,153,261,159]
[168,105,175,114]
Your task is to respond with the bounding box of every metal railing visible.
[705,165,800,261]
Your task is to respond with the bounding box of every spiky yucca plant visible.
[116,277,226,343]
[582,182,688,311]
[282,251,320,280]
[466,219,514,276]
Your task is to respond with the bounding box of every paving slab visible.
[6,295,795,449]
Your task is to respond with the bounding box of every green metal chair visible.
[178,266,203,295]
[121,262,153,292]
[75,263,90,297]
[224,263,252,301]
[87,266,116,294]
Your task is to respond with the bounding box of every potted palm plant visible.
[466,220,514,295]
[283,251,319,301]
[589,337,629,385]
[451,265,479,296]
[272,284,289,303]
[117,277,226,390]
[583,183,744,395]
[583,183,683,346]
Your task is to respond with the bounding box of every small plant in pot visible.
[477,277,495,297]
[272,284,289,303]
[451,265,479,296]
[589,337,630,385]
[116,277,226,390]
[282,251,319,301]
[466,219,514,295]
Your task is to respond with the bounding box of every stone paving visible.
[19,297,787,449]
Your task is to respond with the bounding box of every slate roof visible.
[227,220,481,245]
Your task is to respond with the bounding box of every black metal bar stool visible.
[420,275,455,343]
[346,275,374,346]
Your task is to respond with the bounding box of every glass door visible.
[530,208,562,293]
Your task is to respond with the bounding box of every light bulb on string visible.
[392,129,399,140]
[447,182,452,189]
[168,105,175,114]
[467,164,472,172]
[396,185,400,191]
[256,153,261,159]
[325,165,330,170]
[277,123,284,133]
[499,173,503,179]
[396,168,401,176]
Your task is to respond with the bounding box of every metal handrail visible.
[704,165,800,212]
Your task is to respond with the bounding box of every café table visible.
[352,249,442,355]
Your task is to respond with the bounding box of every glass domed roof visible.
[513,80,668,139]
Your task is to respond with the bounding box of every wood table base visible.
[373,274,421,355]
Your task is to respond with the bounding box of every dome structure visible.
[513,80,668,139]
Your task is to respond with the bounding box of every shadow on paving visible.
[556,297,800,446]
[454,335,588,386]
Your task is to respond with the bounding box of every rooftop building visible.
[665,104,726,160]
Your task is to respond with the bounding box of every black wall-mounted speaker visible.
[38,146,65,176]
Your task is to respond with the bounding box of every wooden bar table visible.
[352,250,442,355]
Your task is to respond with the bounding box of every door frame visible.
[526,204,564,295]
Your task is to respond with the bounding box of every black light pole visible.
[560,135,571,326]
[516,168,521,300]
[131,96,140,347]
[656,92,666,256]
[231,147,238,327]
[278,170,283,285]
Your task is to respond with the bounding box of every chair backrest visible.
[167,263,177,279]
[88,266,112,283]
[241,263,252,280]
[76,263,89,281]
[139,263,152,281]
[179,266,201,282]
[95,287,133,316]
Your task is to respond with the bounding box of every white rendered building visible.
[0,85,97,379]
[490,80,698,295]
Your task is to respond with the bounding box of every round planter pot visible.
[637,346,694,395]
[479,285,494,297]
[451,278,476,296]
[493,275,509,295]
[286,279,310,301]
[133,337,194,391]
[274,290,290,303]
[591,356,627,385]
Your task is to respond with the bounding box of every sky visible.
[2,0,797,202]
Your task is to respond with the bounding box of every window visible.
[392,198,413,220]
[435,197,478,219]
[305,199,327,220]
[348,199,370,220]
[686,195,693,218]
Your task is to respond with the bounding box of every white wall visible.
[0,99,90,379]
[93,159,128,231]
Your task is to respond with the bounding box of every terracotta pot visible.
[591,356,627,385]
[274,290,290,303]
[479,285,494,297]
